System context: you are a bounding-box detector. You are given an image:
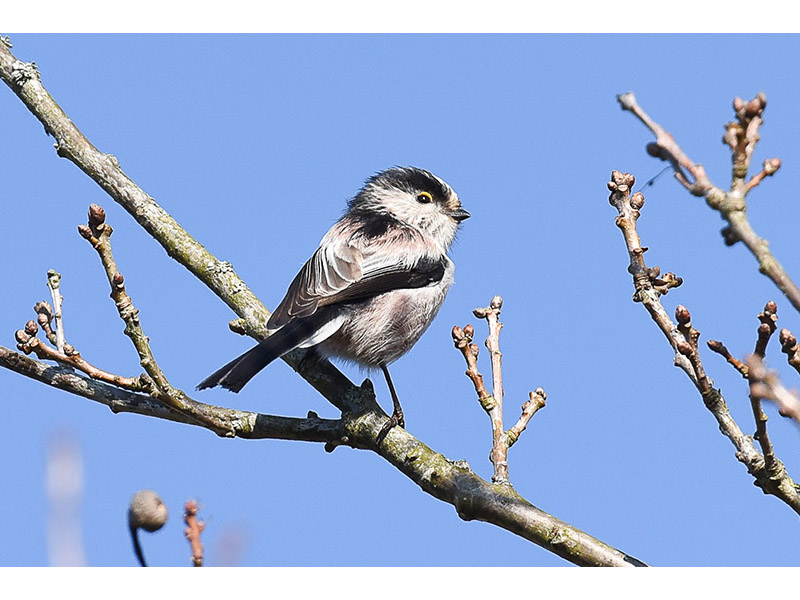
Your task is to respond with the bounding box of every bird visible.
[197,166,469,439]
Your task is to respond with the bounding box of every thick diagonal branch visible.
[0,41,356,414]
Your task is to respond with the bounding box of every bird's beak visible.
[447,208,470,222]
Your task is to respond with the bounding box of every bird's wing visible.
[267,239,446,329]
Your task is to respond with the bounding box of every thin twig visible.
[474,296,508,483]
[184,500,204,567]
[707,340,749,378]
[750,301,779,468]
[453,297,545,485]
[77,204,237,436]
[502,389,546,450]
[15,318,139,388]
[619,92,800,315]
[46,269,65,352]
[708,301,780,462]
[451,325,492,406]
[608,170,800,515]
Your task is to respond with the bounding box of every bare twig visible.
[619,92,800,314]
[608,170,800,515]
[453,297,545,485]
[46,269,65,352]
[707,340,749,378]
[184,500,204,567]
[749,301,779,467]
[755,301,779,358]
[451,325,492,407]
[746,158,782,193]
[474,296,509,483]
[15,317,139,388]
[77,204,236,436]
[502,389,546,450]
[708,302,782,466]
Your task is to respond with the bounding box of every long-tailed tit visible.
[198,167,469,438]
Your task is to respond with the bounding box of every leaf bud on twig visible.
[675,305,692,326]
[88,204,106,229]
[24,320,38,336]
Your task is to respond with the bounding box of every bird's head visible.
[350,166,469,251]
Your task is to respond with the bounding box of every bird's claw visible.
[376,410,405,444]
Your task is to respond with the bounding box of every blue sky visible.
[2,34,800,567]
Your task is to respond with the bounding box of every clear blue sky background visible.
[2,34,800,567]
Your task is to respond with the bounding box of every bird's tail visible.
[196,310,337,393]
[196,342,278,393]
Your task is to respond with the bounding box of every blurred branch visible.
[0,39,647,567]
[748,355,800,425]
[46,432,85,566]
[618,92,800,315]
[608,170,800,515]
[184,500,205,567]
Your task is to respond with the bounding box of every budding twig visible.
[46,269,66,352]
[453,296,545,484]
[778,328,800,376]
[15,317,138,388]
[745,158,782,193]
[619,91,800,316]
[608,170,800,515]
[78,204,235,436]
[184,500,205,567]
[707,302,783,469]
[755,301,779,356]
[706,340,749,379]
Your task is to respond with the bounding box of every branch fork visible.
[619,91,800,314]
[609,170,800,515]
[452,296,546,484]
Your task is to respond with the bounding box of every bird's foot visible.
[376,409,405,444]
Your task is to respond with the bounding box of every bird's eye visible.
[416,191,433,204]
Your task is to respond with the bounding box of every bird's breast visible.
[317,261,454,367]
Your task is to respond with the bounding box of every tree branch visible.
[618,91,800,315]
[0,344,347,444]
[608,170,800,516]
[452,297,546,485]
[0,39,356,412]
[0,39,647,567]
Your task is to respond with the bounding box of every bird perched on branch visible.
[198,166,469,439]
